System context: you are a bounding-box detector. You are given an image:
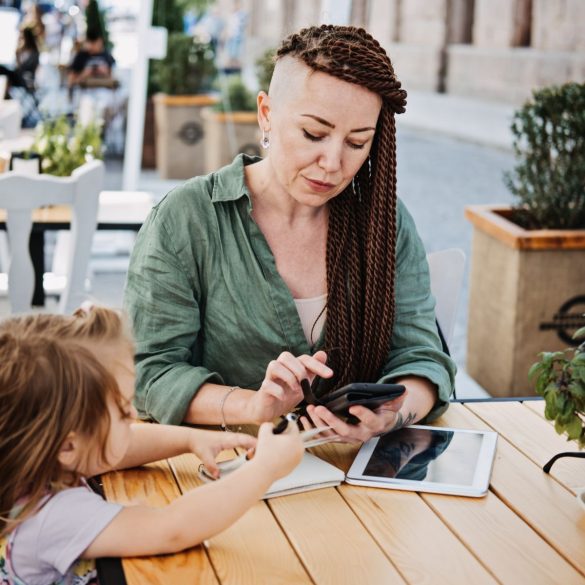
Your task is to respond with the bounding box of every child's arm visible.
[114,424,256,477]
[82,423,304,557]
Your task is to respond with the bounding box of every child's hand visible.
[251,422,304,481]
[189,430,256,479]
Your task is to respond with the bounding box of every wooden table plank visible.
[466,401,585,493]
[436,405,585,577]
[423,490,585,585]
[524,400,546,419]
[102,460,218,585]
[338,485,497,585]
[170,453,313,585]
[269,488,407,585]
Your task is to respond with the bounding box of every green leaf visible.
[544,397,557,420]
[554,419,566,435]
[568,379,585,401]
[565,416,583,441]
[528,362,543,380]
[574,326,585,340]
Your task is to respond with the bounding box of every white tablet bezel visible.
[346,424,497,497]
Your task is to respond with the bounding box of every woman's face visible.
[263,60,382,207]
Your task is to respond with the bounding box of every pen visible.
[273,412,298,434]
[244,413,299,462]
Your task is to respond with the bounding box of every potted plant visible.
[202,75,260,173]
[255,47,276,93]
[25,114,103,176]
[530,326,585,447]
[142,0,185,169]
[150,0,217,179]
[530,326,585,476]
[152,31,218,179]
[465,82,585,397]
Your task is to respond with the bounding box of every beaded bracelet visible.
[220,385,241,432]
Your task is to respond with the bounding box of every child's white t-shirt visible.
[6,484,123,585]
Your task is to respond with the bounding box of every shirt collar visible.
[211,153,262,204]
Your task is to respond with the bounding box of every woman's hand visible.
[188,429,257,479]
[302,392,406,443]
[249,350,333,423]
[301,376,437,443]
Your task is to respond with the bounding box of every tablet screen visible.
[364,427,480,485]
[347,425,497,496]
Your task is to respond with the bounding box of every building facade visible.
[247,0,585,104]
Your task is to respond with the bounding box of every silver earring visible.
[261,129,270,149]
[352,177,362,202]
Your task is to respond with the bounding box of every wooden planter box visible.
[465,205,585,397]
[201,109,261,174]
[153,93,218,180]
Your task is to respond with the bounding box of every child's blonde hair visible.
[0,307,134,535]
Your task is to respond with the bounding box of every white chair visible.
[427,248,466,349]
[0,160,104,314]
[0,99,21,139]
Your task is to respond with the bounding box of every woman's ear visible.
[257,90,271,132]
[58,432,81,470]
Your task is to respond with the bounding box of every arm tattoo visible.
[388,411,416,432]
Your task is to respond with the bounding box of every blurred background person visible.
[0,25,39,94]
[67,29,114,87]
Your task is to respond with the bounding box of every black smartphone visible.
[317,382,406,425]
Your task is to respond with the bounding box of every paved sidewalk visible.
[401,90,516,152]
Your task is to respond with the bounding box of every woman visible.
[125,25,456,442]
[0,27,39,94]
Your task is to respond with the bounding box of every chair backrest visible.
[0,160,104,314]
[426,248,466,348]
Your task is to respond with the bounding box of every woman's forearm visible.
[390,375,438,431]
[184,383,257,426]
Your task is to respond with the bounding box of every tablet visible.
[346,425,497,497]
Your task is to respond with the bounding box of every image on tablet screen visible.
[363,427,483,486]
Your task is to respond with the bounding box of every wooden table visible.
[0,190,153,305]
[102,401,585,585]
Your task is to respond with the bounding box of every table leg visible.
[30,231,45,306]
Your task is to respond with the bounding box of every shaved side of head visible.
[267,56,311,111]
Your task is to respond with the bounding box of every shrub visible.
[505,82,585,230]
[213,76,256,113]
[255,47,276,93]
[153,33,216,95]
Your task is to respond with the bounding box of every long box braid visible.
[277,25,408,394]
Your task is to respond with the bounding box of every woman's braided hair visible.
[277,25,407,392]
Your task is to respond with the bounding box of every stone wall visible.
[532,0,585,51]
[448,0,585,103]
[246,0,585,104]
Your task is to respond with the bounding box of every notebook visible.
[199,451,345,499]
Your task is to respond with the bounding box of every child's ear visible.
[58,432,81,470]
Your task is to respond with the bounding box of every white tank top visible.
[293,293,327,346]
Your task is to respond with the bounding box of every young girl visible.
[0,307,303,585]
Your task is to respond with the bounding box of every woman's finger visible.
[265,359,302,391]
[348,406,389,436]
[300,415,313,431]
[276,351,308,384]
[260,379,285,400]
[306,406,342,438]
[298,354,334,379]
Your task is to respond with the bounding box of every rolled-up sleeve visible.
[376,200,456,421]
[124,206,223,424]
